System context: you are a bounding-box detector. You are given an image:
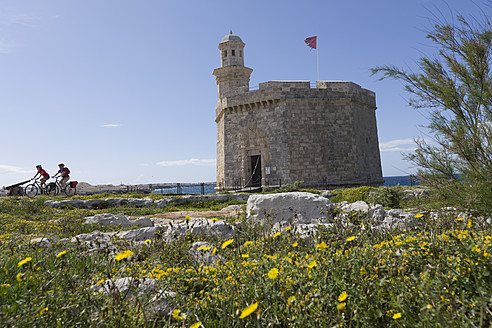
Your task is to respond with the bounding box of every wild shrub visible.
[372,13,492,214]
[330,186,377,203]
[368,185,410,208]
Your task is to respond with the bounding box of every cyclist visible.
[32,165,50,190]
[53,163,70,189]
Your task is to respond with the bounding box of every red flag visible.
[304,36,317,49]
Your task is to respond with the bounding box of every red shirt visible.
[38,168,49,178]
[58,167,69,177]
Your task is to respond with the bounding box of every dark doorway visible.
[250,155,262,187]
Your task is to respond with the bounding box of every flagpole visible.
[317,36,319,81]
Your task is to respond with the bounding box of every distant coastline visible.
[383,175,419,187]
[54,176,420,196]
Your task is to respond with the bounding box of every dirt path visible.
[130,205,244,224]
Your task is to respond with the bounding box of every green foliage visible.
[368,185,409,208]
[275,180,304,192]
[330,186,377,203]
[371,14,492,214]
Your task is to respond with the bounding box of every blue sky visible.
[0,0,486,186]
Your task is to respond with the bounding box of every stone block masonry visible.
[213,32,383,191]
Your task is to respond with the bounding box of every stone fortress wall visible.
[214,32,383,191]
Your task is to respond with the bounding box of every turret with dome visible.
[219,31,246,67]
[213,31,253,99]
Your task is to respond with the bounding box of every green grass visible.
[0,190,490,327]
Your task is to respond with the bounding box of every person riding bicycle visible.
[53,163,70,189]
[32,165,50,190]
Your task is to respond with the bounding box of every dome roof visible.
[220,31,243,44]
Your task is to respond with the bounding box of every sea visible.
[153,176,419,195]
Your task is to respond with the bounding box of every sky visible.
[0,0,488,186]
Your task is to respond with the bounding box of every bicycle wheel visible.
[24,184,39,197]
[64,185,76,197]
[45,183,58,196]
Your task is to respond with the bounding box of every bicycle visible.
[24,178,50,197]
[49,177,77,197]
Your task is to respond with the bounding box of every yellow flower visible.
[144,239,151,244]
[241,254,249,258]
[115,250,133,261]
[414,213,424,218]
[197,246,211,251]
[96,279,105,286]
[172,309,185,320]
[456,217,465,221]
[393,313,402,319]
[212,247,217,254]
[360,267,367,275]
[287,296,296,304]
[272,232,281,238]
[285,226,292,231]
[239,302,258,319]
[244,241,253,247]
[292,242,298,247]
[39,307,48,316]
[56,250,67,258]
[426,304,433,310]
[190,323,201,328]
[18,257,32,267]
[268,268,279,279]
[338,291,348,302]
[185,216,191,220]
[467,220,473,228]
[346,236,356,242]
[16,272,23,282]
[211,217,218,222]
[337,302,346,310]
[316,242,328,250]
[221,239,233,249]
[307,261,316,268]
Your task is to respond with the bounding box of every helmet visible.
[58,163,64,166]
[36,165,42,169]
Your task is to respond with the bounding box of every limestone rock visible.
[371,204,386,221]
[84,213,154,228]
[341,200,370,212]
[29,237,51,247]
[127,197,153,207]
[132,217,154,227]
[291,223,334,238]
[90,277,176,319]
[44,199,87,209]
[117,227,164,242]
[85,213,132,228]
[404,188,431,199]
[189,241,222,266]
[372,209,418,231]
[70,231,116,252]
[91,277,159,298]
[164,218,234,242]
[246,192,334,228]
[148,291,178,318]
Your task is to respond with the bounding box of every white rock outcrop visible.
[246,192,334,228]
[84,213,154,228]
[189,241,222,266]
[164,218,235,243]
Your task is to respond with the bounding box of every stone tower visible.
[212,31,253,99]
[213,32,384,192]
